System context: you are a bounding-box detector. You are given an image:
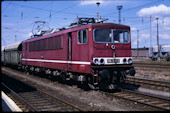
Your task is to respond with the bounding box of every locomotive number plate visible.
[107,59,120,63]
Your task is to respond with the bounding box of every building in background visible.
[132,45,170,61]
[132,47,149,57]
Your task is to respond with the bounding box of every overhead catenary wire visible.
[102,0,162,17]
[2,1,85,45]
[2,1,13,13]
[2,1,169,47]
[3,1,94,34]
[3,1,167,28]
[40,2,81,21]
[22,2,53,19]
[2,3,80,36]
[4,2,96,17]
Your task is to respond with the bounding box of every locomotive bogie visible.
[20,63,89,84]
[90,67,132,85]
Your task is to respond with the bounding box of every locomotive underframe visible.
[89,64,135,89]
[19,63,135,89]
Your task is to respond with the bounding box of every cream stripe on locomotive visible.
[22,58,91,65]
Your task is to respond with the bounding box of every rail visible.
[2,74,82,112]
[126,76,170,92]
[104,88,170,111]
[133,62,170,69]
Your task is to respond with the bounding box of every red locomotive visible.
[4,18,136,89]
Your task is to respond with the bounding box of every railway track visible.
[126,76,170,92]
[104,88,170,111]
[133,62,170,70]
[1,73,82,112]
[2,66,170,111]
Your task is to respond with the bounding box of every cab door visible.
[71,29,90,73]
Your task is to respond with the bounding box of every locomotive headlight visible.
[100,59,105,64]
[123,58,127,63]
[128,58,132,64]
[94,59,99,64]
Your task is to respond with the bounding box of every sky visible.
[1,0,170,48]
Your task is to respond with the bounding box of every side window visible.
[29,36,63,51]
[78,29,87,44]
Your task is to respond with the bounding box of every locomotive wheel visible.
[113,71,126,84]
[87,76,99,89]
[88,83,99,90]
[100,69,111,84]
[119,71,126,83]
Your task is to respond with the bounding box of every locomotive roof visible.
[91,23,130,29]
[25,22,130,43]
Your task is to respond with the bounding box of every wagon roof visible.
[4,41,22,51]
[1,46,5,51]
[91,23,130,29]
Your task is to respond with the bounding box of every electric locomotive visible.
[3,18,136,89]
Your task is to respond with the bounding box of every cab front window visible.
[94,29,112,43]
[113,30,129,43]
[94,29,130,43]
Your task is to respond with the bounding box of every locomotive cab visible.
[88,23,135,89]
